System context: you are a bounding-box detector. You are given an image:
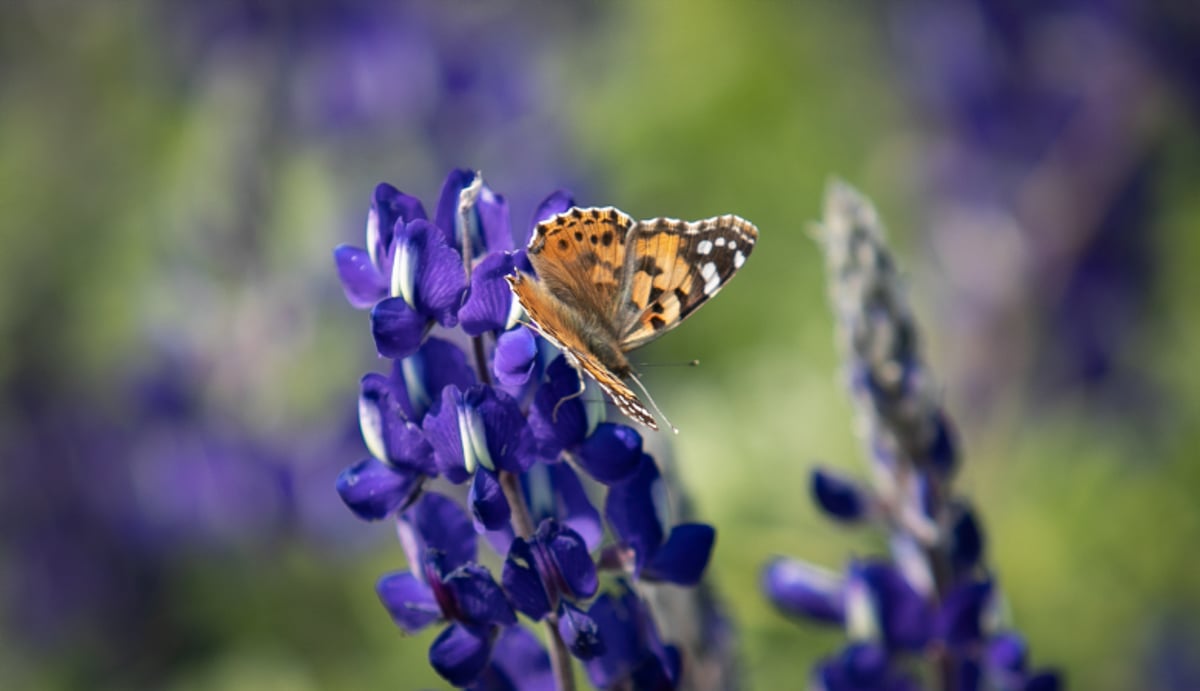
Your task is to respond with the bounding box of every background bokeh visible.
[3,1,1199,689]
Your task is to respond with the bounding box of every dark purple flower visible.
[460,251,530,336]
[529,357,643,483]
[522,461,603,551]
[424,384,534,484]
[386,337,478,422]
[369,219,467,359]
[812,643,919,691]
[502,518,597,621]
[584,586,680,691]
[558,600,604,661]
[936,579,995,649]
[604,455,715,586]
[811,467,872,523]
[378,494,515,686]
[358,372,437,473]
[334,182,428,309]
[762,557,845,624]
[435,169,513,258]
[845,561,933,652]
[493,326,539,388]
[336,457,424,522]
[467,625,554,691]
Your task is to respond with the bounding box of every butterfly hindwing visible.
[617,214,758,349]
[526,207,635,323]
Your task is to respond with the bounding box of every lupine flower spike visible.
[334,170,720,689]
[762,181,1062,691]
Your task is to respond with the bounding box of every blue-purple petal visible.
[605,455,665,573]
[400,492,476,571]
[336,457,423,522]
[435,169,512,256]
[577,423,644,485]
[544,521,598,599]
[391,337,477,421]
[523,463,603,552]
[430,622,495,687]
[583,592,639,688]
[1024,671,1063,691]
[370,296,429,359]
[762,557,846,624]
[811,467,870,523]
[371,182,427,258]
[424,386,471,484]
[950,503,985,576]
[986,632,1028,674]
[376,571,441,634]
[474,387,534,473]
[333,244,388,308]
[396,219,466,326]
[470,469,511,532]
[468,626,554,691]
[528,356,589,453]
[493,327,539,387]
[460,252,520,335]
[642,523,715,586]
[937,579,994,648]
[850,561,933,652]
[501,536,552,621]
[444,562,517,627]
[559,601,604,660]
[532,190,576,225]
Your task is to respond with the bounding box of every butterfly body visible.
[507,206,757,430]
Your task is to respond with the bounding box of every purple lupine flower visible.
[336,171,723,689]
[584,585,682,691]
[761,183,1060,689]
[377,493,516,686]
[467,625,555,691]
[604,454,716,586]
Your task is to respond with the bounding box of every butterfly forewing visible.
[526,207,635,324]
[616,214,758,349]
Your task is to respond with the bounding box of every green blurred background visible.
[3,1,1199,689]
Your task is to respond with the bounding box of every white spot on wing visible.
[697,239,713,255]
[734,251,746,268]
[702,261,720,294]
[714,236,726,247]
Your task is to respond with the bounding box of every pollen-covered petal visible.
[429,622,495,687]
[469,469,510,532]
[444,563,516,627]
[576,423,644,485]
[811,467,871,523]
[493,327,538,387]
[762,557,846,624]
[501,536,552,621]
[400,492,476,572]
[376,571,440,634]
[604,455,665,573]
[336,457,423,522]
[395,219,467,326]
[641,523,714,586]
[370,296,429,359]
[543,521,598,599]
[460,252,521,335]
[559,601,604,660]
[333,244,388,308]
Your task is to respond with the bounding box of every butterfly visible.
[506,206,758,431]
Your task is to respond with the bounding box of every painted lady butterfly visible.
[506,206,758,431]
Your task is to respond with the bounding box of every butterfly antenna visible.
[628,372,679,435]
[552,368,589,423]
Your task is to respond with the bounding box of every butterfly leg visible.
[552,365,589,423]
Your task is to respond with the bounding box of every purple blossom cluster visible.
[333,170,715,689]
[761,183,1062,691]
